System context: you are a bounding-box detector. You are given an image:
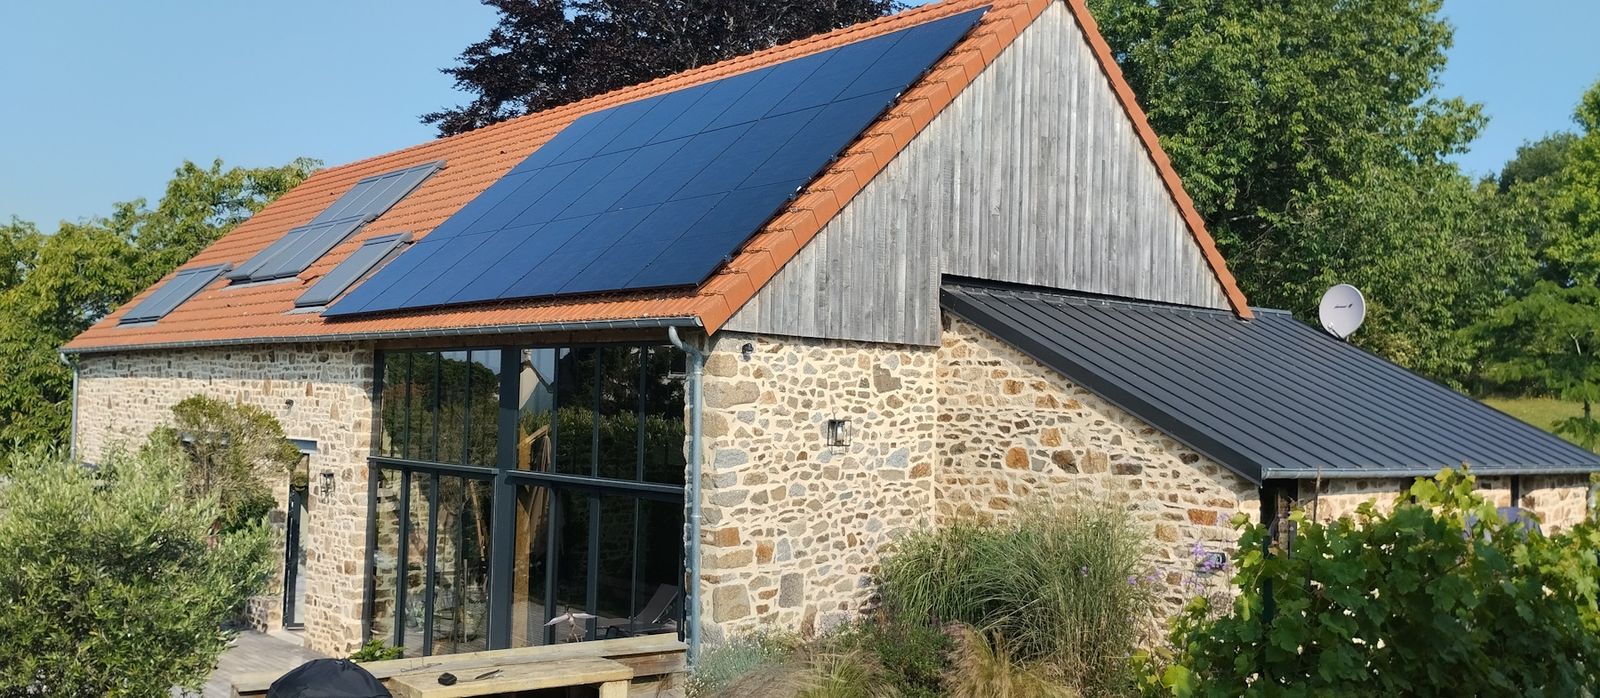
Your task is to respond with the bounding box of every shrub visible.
[349,639,404,662]
[878,500,1155,696]
[151,395,300,532]
[1142,468,1600,696]
[0,446,273,696]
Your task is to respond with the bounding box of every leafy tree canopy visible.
[0,158,316,450]
[1499,132,1577,192]
[423,0,901,136]
[152,395,303,532]
[1543,80,1600,285]
[1087,0,1516,382]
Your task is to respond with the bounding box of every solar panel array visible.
[324,7,987,318]
[119,263,232,325]
[295,233,413,308]
[230,161,442,283]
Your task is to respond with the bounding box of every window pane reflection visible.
[466,351,501,467]
[369,468,402,643]
[371,343,687,654]
[511,483,552,648]
[642,347,687,486]
[551,490,592,642]
[555,349,598,476]
[517,349,558,473]
[597,348,641,480]
[379,355,408,458]
[433,477,493,654]
[401,474,433,657]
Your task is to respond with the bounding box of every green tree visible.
[1141,468,1600,695]
[152,395,303,532]
[1472,282,1600,448]
[1542,81,1600,285]
[0,158,316,450]
[0,446,272,696]
[1087,0,1517,382]
[1499,132,1577,192]
[1472,81,1600,444]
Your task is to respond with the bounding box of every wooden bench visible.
[231,635,686,697]
[388,656,632,697]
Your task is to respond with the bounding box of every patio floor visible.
[180,629,325,698]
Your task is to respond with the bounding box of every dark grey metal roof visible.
[941,281,1600,483]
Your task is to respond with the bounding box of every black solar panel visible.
[325,7,987,317]
[119,263,231,325]
[294,233,412,308]
[230,161,441,283]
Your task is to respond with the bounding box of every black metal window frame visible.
[361,343,688,654]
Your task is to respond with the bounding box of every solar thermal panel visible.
[230,161,441,283]
[294,233,411,308]
[120,263,231,324]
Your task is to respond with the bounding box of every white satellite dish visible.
[1318,284,1366,340]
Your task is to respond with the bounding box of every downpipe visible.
[59,352,80,462]
[668,325,706,666]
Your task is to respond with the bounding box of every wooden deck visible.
[231,634,686,697]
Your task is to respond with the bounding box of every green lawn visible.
[1481,396,1587,446]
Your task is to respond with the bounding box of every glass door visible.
[282,487,308,629]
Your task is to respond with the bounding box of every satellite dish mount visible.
[1318,284,1366,340]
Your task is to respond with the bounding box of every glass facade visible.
[367,344,685,656]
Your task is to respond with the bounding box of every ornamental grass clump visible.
[878,500,1156,696]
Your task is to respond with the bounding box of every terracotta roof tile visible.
[65,0,1249,353]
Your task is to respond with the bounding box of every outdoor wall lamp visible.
[317,470,335,498]
[825,418,852,448]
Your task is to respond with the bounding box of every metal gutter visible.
[1262,464,1600,480]
[667,324,706,667]
[59,352,80,461]
[61,316,704,354]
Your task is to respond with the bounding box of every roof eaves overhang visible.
[60,315,704,355]
[1261,464,1600,481]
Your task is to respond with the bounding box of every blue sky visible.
[1,1,1595,227]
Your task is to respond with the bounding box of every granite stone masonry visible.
[1299,474,1591,531]
[694,331,940,640]
[76,343,375,655]
[934,316,1259,608]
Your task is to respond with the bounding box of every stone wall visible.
[934,316,1258,607]
[1299,474,1591,531]
[76,343,375,654]
[694,331,940,640]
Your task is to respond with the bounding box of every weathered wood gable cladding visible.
[725,1,1230,346]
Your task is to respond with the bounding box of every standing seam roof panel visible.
[1000,298,1323,471]
[941,281,1600,482]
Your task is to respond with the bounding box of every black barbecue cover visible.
[268,658,392,698]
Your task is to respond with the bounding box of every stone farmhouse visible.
[63,0,1600,659]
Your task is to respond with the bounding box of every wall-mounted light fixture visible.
[824,418,852,448]
[317,471,336,498]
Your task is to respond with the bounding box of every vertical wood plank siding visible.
[725,2,1229,346]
